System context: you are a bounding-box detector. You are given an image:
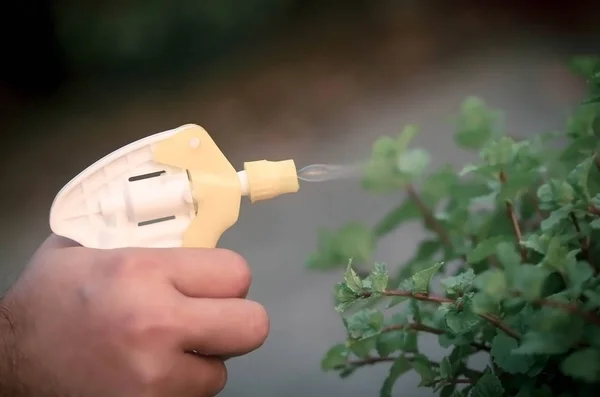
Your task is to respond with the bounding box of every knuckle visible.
[104,249,160,279]
[132,358,170,392]
[119,310,176,344]
[217,249,252,295]
[102,250,138,278]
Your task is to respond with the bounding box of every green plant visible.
[308,56,600,397]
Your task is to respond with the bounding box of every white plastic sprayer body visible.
[49,124,299,249]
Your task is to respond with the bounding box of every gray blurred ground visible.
[0,6,590,397]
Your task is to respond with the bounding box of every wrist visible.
[0,298,25,396]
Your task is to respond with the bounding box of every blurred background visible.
[1,1,600,396]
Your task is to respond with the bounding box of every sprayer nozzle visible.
[243,159,299,203]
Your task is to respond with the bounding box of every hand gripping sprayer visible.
[48,124,301,249]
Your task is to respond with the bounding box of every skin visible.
[0,234,269,397]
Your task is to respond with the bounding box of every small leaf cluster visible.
[310,56,600,397]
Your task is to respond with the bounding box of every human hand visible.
[0,234,269,397]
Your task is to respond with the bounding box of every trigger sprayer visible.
[49,124,355,250]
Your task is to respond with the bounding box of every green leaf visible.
[491,332,535,374]
[397,148,431,177]
[512,331,573,355]
[372,136,397,157]
[496,242,521,281]
[347,337,375,358]
[379,356,412,397]
[511,265,551,300]
[560,347,600,382]
[343,260,363,293]
[411,354,436,384]
[441,386,459,397]
[540,206,571,233]
[334,282,359,312]
[454,96,499,150]
[567,155,595,200]
[537,179,576,209]
[376,330,404,357]
[470,372,504,397]
[459,163,482,176]
[471,291,499,315]
[583,95,600,104]
[560,135,598,164]
[408,262,443,294]
[396,124,419,152]
[481,136,517,167]
[337,223,375,264]
[497,171,539,202]
[440,269,475,295]
[321,344,349,370]
[590,218,600,229]
[474,269,508,302]
[569,55,600,78]
[521,233,550,255]
[514,384,553,397]
[440,297,482,334]
[584,324,600,348]
[445,307,482,335]
[421,165,459,205]
[531,302,585,345]
[370,263,389,293]
[584,291,600,312]
[362,140,407,193]
[345,309,384,339]
[307,229,340,270]
[402,330,419,353]
[467,236,511,264]
[543,237,578,273]
[373,200,421,237]
[566,260,594,290]
[439,357,454,379]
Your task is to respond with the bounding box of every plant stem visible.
[405,184,453,250]
[508,290,600,326]
[451,378,475,385]
[341,356,395,367]
[499,171,527,261]
[362,290,521,340]
[383,323,490,352]
[529,191,545,218]
[569,212,598,275]
[432,378,475,387]
[378,290,454,304]
[478,313,521,340]
[339,355,484,380]
[533,296,600,327]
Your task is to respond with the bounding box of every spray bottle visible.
[49,124,355,249]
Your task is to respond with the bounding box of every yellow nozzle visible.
[243,159,300,203]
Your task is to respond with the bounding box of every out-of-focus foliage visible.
[309,56,600,396]
[53,0,295,75]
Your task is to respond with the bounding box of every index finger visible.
[133,247,253,299]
